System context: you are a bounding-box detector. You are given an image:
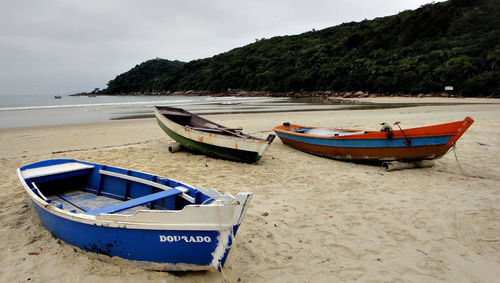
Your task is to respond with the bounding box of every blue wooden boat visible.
[17,159,253,271]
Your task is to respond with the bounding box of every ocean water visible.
[0,94,295,128]
[0,94,390,128]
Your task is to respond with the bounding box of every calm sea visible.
[0,94,386,128]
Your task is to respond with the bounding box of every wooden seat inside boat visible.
[84,188,185,216]
[21,162,94,179]
[98,169,195,204]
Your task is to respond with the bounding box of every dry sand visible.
[1,98,499,282]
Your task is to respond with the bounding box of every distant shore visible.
[71,90,500,100]
[70,90,500,107]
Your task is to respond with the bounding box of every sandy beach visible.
[1,98,499,282]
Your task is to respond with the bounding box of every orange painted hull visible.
[273,117,474,161]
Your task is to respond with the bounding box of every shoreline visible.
[333,96,500,104]
[1,100,499,282]
[72,90,500,99]
[1,97,499,158]
[2,96,498,129]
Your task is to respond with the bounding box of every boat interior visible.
[157,107,259,139]
[292,127,369,137]
[21,162,211,215]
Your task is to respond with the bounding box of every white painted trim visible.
[31,182,48,201]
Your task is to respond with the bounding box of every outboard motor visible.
[380,122,393,132]
[380,122,394,140]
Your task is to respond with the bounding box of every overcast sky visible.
[0,0,442,95]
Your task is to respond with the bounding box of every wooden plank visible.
[190,127,224,133]
[188,125,247,138]
[99,169,195,203]
[160,110,191,117]
[57,194,91,212]
[84,189,183,216]
[194,126,243,132]
[215,127,247,138]
[22,163,94,179]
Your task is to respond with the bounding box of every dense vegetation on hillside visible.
[103,0,500,97]
[104,59,185,94]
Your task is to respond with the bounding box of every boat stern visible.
[210,191,253,270]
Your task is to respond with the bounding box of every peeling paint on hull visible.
[154,107,274,164]
[157,119,261,163]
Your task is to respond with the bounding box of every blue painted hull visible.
[33,202,236,270]
[275,131,452,148]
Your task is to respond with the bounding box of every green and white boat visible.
[154,106,275,163]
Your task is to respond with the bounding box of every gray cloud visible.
[0,0,441,95]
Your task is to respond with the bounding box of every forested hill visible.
[103,0,500,97]
[104,59,185,94]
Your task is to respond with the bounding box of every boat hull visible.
[32,202,236,270]
[156,118,262,163]
[277,135,450,161]
[155,107,274,163]
[273,117,474,162]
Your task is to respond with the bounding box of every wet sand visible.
[1,98,499,282]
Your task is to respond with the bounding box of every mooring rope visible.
[451,142,486,179]
[451,142,466,175]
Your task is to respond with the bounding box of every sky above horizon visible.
[0,0,443,96]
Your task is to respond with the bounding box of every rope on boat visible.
[451,143,465,174]
[451,142,489,180]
